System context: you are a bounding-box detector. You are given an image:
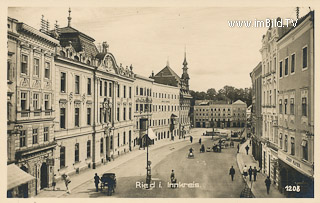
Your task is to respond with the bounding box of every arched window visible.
[74,56,79,61]
[60,51,65,57]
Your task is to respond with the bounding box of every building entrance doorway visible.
[40,163,48,189]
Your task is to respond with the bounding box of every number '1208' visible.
[285,185,300,192]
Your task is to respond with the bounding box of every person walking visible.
[62,174,71,194]
[190,136,193,143]
[253,166,258,181]
[94,173,100,192]
[248,166,253,181]
[199,138,202,145]
[237,143,240,153]
[265,176,272,194]
[229,166,235,181]
[243,165,248,180]
[245,145,250,155]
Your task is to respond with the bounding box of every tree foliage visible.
[190,86,252,107]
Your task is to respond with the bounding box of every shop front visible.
[278,150,314,198]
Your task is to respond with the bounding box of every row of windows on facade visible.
[19,127,49,148]
[277,134,309,161]
[59,131,132,168]
[263,46,308,77]
[279,47,308,78]
[278,97,308,116]
[195,108,245,112]
[59,106,133,129]
[135,86,179,100]
[135,116,189,129]
[15,55,51,79]
[195,118,244,122]
[195,113,245,117]
[135,103,181,113]
[20,92,51,111]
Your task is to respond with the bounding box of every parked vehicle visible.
[100,173,116,196]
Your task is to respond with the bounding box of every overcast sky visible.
[8,7,310,91]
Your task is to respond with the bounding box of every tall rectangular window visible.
[21,55,28,74]
[291,54,295,73]
[19,130,26,147]
[104,81,107,96]
[45,62,50,79]
[100,108,103,123]
[136,86,138,95]
[33,58,40,77]
[44,127,49,142]
[302,140,308,160]
[117,107,120,121]
[117,84,120,97]
[60,108,66,129]
[60,146,65,168]
[75,75,80,94]
[123,132,126,145]
[109,82,112,97]
[44,94,50,110]
[87,78,92,95]
[33,93,39,110]
[32,129,38,144]
[140,104,143,112]
[284,135,288,152]
[285,58,288,76]
[21,92,27,110]
[284,99,288,114]
[75,143,79,162]
[291,137,295,155]
[129,107,132,120]
[87,140,91,158]
[279,61,283,78]
[75,108,80,127]
[302,97,307,116]
[123,85,126,98]
[279,134,283,149]
[279,99,282,114]
[61,72,66,93]
[100,81,103,96]
[140,88,143,96]
[110,136,113,149]
[129,87,132,98]
[117,133,120,147]
[87,108,91,125]
[136,104,139,112]
[290,98,294,115]
[302,47,308,68]
[100,138,104,153]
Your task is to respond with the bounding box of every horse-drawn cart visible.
[100,173,116,196]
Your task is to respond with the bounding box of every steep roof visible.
[152,65,181,87]
[56,26,99,56]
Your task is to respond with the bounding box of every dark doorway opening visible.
[40,163,48,190]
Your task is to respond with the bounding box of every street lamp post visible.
[145,96,152,189]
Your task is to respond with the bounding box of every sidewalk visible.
[36,130,194,198]
[236,139,284,198]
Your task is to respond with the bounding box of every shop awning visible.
[147,128,157,140]
[7,164,35,190]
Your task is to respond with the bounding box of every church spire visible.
[67,7,72,27]
[183,45,188,66]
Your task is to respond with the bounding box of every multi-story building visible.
[193,100,247,128]
[53,13,135,178]
[133,74,153,147]
[250,62,263,168]
[151,82,180,141]
[276,11,314,197]
[7,17,59,197]
[151,53,192,138]
[260,20,290,184]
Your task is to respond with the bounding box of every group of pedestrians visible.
[242,165,259,181]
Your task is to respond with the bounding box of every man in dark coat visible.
[265,176,271,194]
[245,145,250,155]
[253,166,258,181]
[237,143,240,153]
[248,166,253,181]
[94,173,100,192]
[229,166,235,181]
[190,136,193,143]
